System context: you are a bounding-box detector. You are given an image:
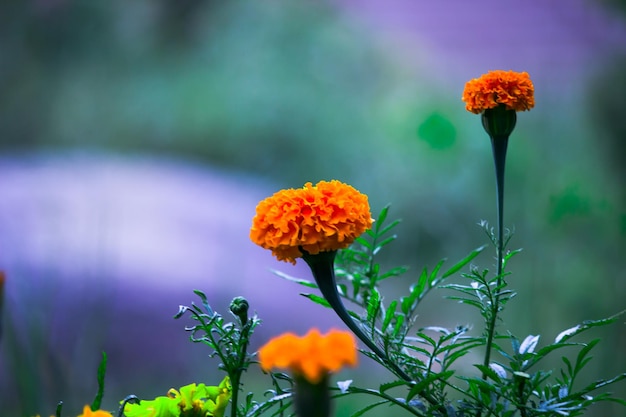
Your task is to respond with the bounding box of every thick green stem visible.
[482,135,509,377]
[301,250,446,414]
[479,106,515,387]
[302,250,411,380]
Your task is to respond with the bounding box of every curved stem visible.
[301,250,447,414]
[301,250,411,381]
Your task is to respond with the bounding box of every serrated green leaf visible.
[504,248,523,262]
[555,310,625,343]
[91,351,107,411]
[351,400,388,417]
[379,266,409,280]
[301,293,331,308]
[272,270,318,288]
[367,288,381,323]
[474,364,501,383]
[429,260,445,285]
[445,296,484,309]
[374,206,390,233]
[523,342,581,370]
[382,300,398,333]
[379,380,407,394]
[561,356,574,376]
[355,236,372,249]
[393,315,405,338]
[415,332,437,347]
[407,370,454,400]
[402,344,433,357]
[378,219,402,237]
[441,246,485,279]
[372,235,397,255]
[415,267,428,298]
[442,349,474,371]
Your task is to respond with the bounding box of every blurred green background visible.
[1,0,625,416]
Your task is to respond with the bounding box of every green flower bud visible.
[229,296,249,326]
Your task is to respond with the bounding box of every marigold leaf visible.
[379,266,409,280]
[372,235,397,255]
[350,400,388,417]
[300,293,331,308]
[474,364,502,383]
[91,351,107,411]
[374,206,390,233]
[429,260,445,285]
[392,314,405,338]
[192,289,214,315]
[554,310,626,343]
[271,270,318,288]
[441,246,485,279]
[366,288,381,323]
[354,236,372,249]
[382,300,398,333]
[379,380,406,394]
[406,370,454,400]
[377,219,402,238]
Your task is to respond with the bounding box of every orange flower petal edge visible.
[250,180,373,264]
[78,405,114,417]
[462,70,535,114]
[258,329,357,384]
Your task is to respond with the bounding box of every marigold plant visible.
[462,70,535,114]
[258,328,357,383]
[250,180,372,264]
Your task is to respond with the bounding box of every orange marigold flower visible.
[259,329,357,383]
[462,70,535,114]
[78,405,113,417]
[250,180,373,264]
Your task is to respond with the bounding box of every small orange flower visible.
[78,405,113,417]
[258,329,357,383]
[250,180,372,264]
[462,70,535,114]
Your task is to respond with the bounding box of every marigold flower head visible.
[250,180,373,264]
[78,406,113,417]
[258,328,357,383]
[462,70,534,114]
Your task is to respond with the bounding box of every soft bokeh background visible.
[1,0,625,416]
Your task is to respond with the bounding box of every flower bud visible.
[481,105,517,140]
[229,296,249,326]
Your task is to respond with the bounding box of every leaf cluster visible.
[274,209,626,417]
[174,291,260,378]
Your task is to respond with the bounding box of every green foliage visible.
[123,378,232,417]
[91,352,107,411]
[174,291,260,379]
[273,207,625,416]
[51,206,622,417]
[173,292,261,417]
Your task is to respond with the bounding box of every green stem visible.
[302,250,411,380]
[301,250,446,414]
[482,135,509,379]
[231,321,252,417]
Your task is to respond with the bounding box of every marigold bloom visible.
[78,406,113,417]
[250,180,372,264]
[462,70,534,114]
[258,329,357,383]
